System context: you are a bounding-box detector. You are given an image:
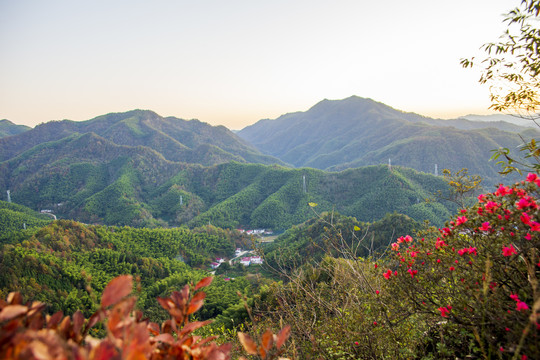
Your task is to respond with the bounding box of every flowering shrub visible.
[384,175,540,358]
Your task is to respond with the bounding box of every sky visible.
[0,0,514,130]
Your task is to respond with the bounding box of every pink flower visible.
[516,196,538,209]
[530,221,540,232]
[383,269,392,279]
[510,293,519,301]
[455,216,467,226]
[516,301,529,311]
[479,222,491,232]
[485,201,500,213]
[375,290,380,295]
[495,185,513,196]
[521,212,531,225]
[526,173,538,182]
[477,194,486,203]
[435,238,447,249]
[502,244,517,257]
[525,233,532,240]
[440,227,451,237]
[391,242,399,251]
[407,269,418,278]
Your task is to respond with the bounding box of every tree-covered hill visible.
[0,219,256,324]
[0,109,281,165]
[0,200,52,237]
[1,141,458,229]
[0,119,31,138]
[237,96,536,184]
[263,211,419,272]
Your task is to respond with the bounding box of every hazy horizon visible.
[1,0,512,129]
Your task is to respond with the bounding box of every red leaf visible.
[153,333,175,344]
[101,275,133,308]
[92,341,119,360]
[187,300,204,315]
[47,310,64,328]
[7,292,23,305]
[191,291,207,303]
[194,276,213,291]
[238,332,258,355]
[178,320,212,337]
[72,310,84,336]
[84,310,103,335]
[147,322,160,336]
[276,325,291,349]
[262,329,274,351]
[0,304,27,322]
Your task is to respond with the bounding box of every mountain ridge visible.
[238,96,537,184]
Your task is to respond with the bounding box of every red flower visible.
[438,306,450,317]
[407,269,418,278]
[373,321,377,326]
[479,222,491,232]
[530,221,540,231]
[383,269,392,279]
[516,301,529,311]
[526,173,538,182]
[495,184,512,196]
[455,216,467,226]
[525,233,532,240]
[516,196,538,209]
[435,238,447,249]
[485,201,500,213]
[391,242,399,251]
[449,266,455,271]
[502,244,517,257]
[375,290,380,295]
[521,212,531,225]
[478,194,486,203]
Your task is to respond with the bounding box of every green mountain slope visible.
[237,96,536,184]
[1,137,458,229]
[0,110,281,166]
[0,119,31,138]
[0,200,52,235]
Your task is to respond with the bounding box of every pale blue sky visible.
[0,0,512,129]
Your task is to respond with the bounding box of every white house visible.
[250,256,263,265]
[240,257,251,266]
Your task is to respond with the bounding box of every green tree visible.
[463,0,540,175]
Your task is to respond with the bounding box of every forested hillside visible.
[1,153,459,228]
[238,96,535,184]
[0,219,255,324]
[0,109,280,165]
[0,119,30,138]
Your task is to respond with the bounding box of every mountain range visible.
[1,97,536,228]
[237,96,537,184]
